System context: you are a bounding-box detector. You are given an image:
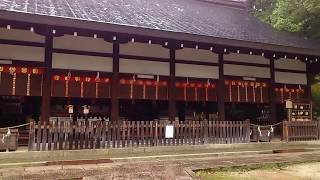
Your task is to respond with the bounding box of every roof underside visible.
[0,0,319,50]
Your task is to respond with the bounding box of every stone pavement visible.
[1,150,320,180]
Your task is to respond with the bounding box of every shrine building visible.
[0,0,319,148]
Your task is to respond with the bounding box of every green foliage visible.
[253,0,320,39]
[312,74,320,117]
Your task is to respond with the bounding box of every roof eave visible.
[0,10,319,57]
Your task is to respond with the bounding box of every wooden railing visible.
[283,121,320,142]
[28,120,250,151]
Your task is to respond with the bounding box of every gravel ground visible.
[0,151,320,179]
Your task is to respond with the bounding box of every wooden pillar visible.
[269,58,277,124]
[111,41,120,122]
[217,53,225,121]
[41,27,53,122]
[306,63,312,101]
[169,47,176,122]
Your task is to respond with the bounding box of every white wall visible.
[224,53,270,64]
[275,58,306,71]
[175,63,219,79]
[0,44,44,62]
[120,42,169,58]
[275,71,307,85]
[119,58,169,75]
[0,28,44,43]
[224,64,270,78]
[52,53,113,72]
[54,35,113,53]
[176,48,218,63]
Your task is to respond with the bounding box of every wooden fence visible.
[28,120,250,151]
[282,121,320,141]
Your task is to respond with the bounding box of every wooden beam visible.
[169,47,176,122]
[111,41,119,122]
[0,38,44,47]
[41,27,53,122]
[217,52,225,121]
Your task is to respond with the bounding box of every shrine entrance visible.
[176,101,218,121]
[119,100,168,121]
[0,96,40,128]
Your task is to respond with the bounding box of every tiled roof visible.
[0,0,319,50]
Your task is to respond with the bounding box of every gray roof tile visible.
[0,0,319,50]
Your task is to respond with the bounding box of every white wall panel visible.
[0,28,44,43]
[53,53,113,72]
[275,71,307,85]
[224,53,269,64]
[275,58,306,71]
[120,42,169,58]
[176,48,218,63]
[0,44,44,62]
[54,35,113,53]
[175,63,219,79]
[224,64,270,78]
[120,59,169,75]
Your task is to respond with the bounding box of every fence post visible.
[203,120,208,144]
[28,121,35,151]
[283,121,289,142]
[245,119,250,143]
[318,120,320,140]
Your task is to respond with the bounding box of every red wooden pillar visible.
[41,27,53,122]
[111,41,120,122]
[169,47,176,122]
[217,52,225,121]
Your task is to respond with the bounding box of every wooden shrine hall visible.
[0,0,320,150]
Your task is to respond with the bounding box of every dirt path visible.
[0,151,319,179]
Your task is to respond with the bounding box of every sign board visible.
[285,99,293,109]
[165,125,174,138]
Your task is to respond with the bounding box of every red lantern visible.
[197,83,203,88]
[136,80,143,85]
[53,75,60,81]
[146,81,152,86]
[262,83,267,87]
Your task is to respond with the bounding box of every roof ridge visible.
[196,0,248,10]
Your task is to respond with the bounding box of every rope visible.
[250,122,283,128]
[0,123,30,130]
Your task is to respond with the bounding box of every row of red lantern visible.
[0,66,43,74]
[52,75,110,83]
[119,79,167,87]
[275,86,305,103]
[275,87,304,93]
[225,80,267,88]
[175,82,216,88]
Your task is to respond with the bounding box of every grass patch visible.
[195,160,319,180]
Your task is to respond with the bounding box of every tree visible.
[253,0,320,39]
